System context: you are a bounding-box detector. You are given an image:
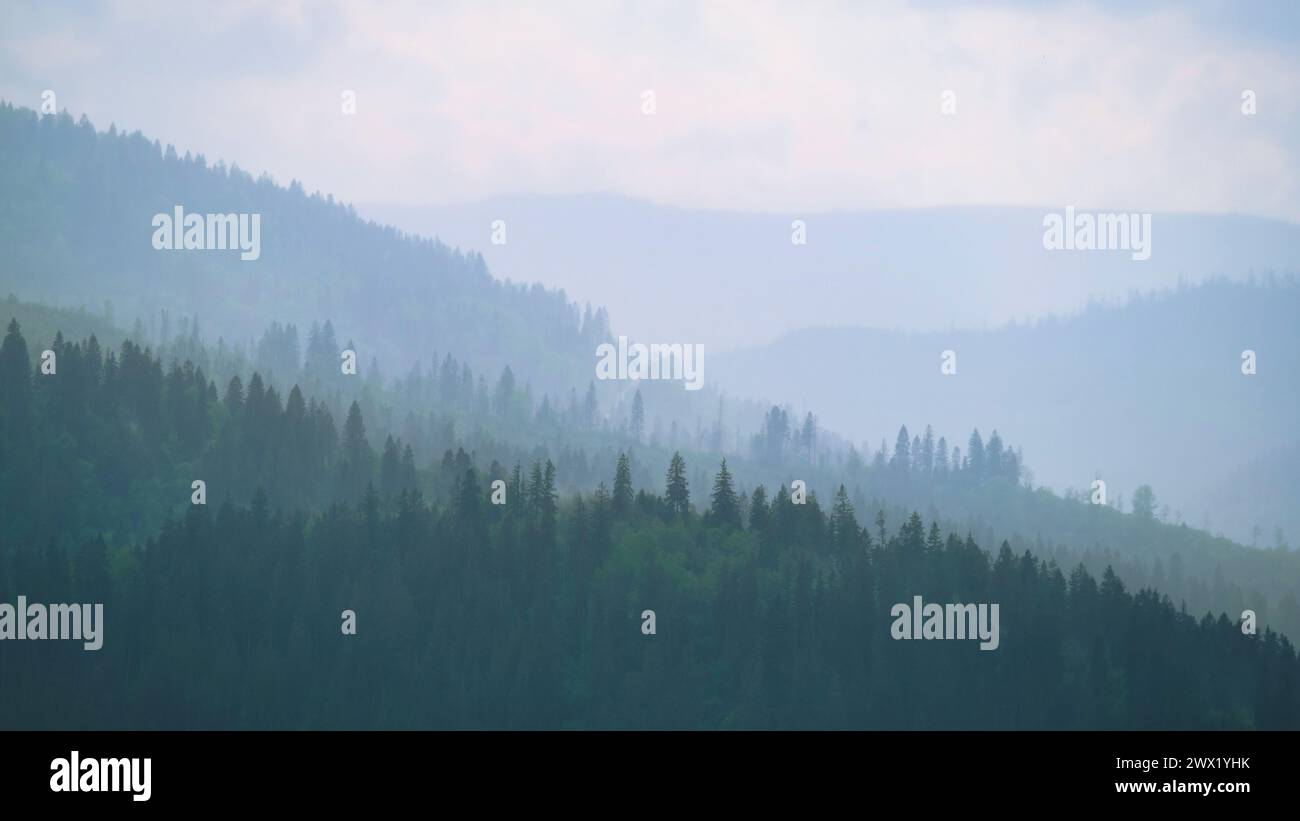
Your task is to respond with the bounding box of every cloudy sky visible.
[2,0,1298,221]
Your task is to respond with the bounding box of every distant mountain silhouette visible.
[712,278,1300,547]
[363,193,1300,351]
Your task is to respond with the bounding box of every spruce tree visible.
[749,486,769,531]
[665,451,690,517]
[921,425,935,475]
[831,485,859,549]
[342,400,372,498]
[708,458,741,529]
[986,430,1005,478]
[967,429,986,479]
[0,319,32,431]
[613,452,633,516]
[893,425,911,474]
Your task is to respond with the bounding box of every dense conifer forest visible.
[2,319,1298,728]
[2,102,1297,732]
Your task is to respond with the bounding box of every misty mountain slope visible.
[4,105,1296,641]
[8,304,1300,643]
[0,294,126,354]
[362,194,1300,351]
[4,310,1299,729]
[713,278,1300,546]
[0,103,605,396]
[1203,441,1300,550]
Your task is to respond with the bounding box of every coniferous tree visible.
[801,412,817,462]
[1132,485,1157,521]
[749,486,770,531]
[893,425,911,475]
[921,425,935,475]
[967,429,986,479]
[831,485,859,550]
[527,460,545,513]
[666,451,690,517]
[707,458,741,529]
[613,452,633,516]
[0,319,32,433]
[986,430,1005,478]
[341,400,372,499]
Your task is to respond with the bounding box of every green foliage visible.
[2,475,1295,729]
[0,103,602,398]
[3,320,1299,728]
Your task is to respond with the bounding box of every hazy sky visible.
[3,0,1299,221]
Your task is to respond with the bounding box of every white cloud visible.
[2,0,1297,219]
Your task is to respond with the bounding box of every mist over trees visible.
[5,314,1299,660]
[2,102,1297,731]
[717,277,1300,548]
[0,103,606,397]
[4,434,1297,729]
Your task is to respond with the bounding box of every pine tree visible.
[935,435,949,476]
[921,425,935,475]
[986,430,1005,478]
[1131,485,1157,521]
[926,520,943,555]
[665,451,690,517]
[893,425,911,474]
[509,463,524,511]
[831,485,859,549]
[456,467,482,520]
[763,407,789,464]
[708,458,741,529]
[801,413,817,462]
[967,429,986,479]
[540,460,558,532]
[341,400,372,498]
[749,486,770,531]
[613,452,633,516]
[0,319,32,433]
[527,460,545,513]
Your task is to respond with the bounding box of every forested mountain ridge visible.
[2,448,1296,729]
[7,100,1289,605]
[0,102,606,397]
[715,277,1300,549]
[2,103,1297,729]
[364,194,1300,351]
[3,310,1298,647]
